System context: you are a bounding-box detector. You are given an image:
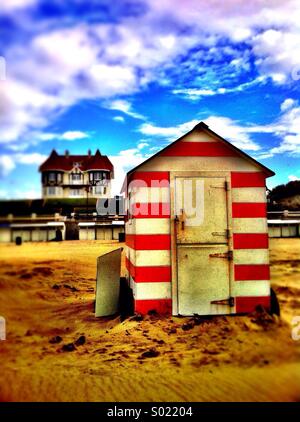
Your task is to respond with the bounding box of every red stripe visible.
[231,172,266,188]
[130,202,170,218]
[126,234,171,250]
[232,202,266,218]
[125,256,130,271]
[136,266,171,283]
[135,299,172,315]
[235,296,270,313]
[233,233,269,249]
[160,141,239,157]
[125,256,135,278]
[125,257,171,282]
[128,171,169,186]
[125,235,135,249]
[234,264,270,280]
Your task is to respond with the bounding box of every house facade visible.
[39,149,114,199]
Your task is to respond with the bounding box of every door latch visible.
[212,229,230,239]
[211,297,235,307]
[209,250,233,260]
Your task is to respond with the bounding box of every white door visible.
[174,176,231,315]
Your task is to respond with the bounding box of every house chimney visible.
[88,149,91,156]
[65,150,69,157]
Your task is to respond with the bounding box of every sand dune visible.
[0,240,300,402]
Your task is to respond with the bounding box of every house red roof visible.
[39,149,114,173]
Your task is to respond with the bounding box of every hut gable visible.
[128,122,274,177]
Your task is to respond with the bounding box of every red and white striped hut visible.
[123,121,274,316]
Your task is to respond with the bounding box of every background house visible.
[39,149,114,199]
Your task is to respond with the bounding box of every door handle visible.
[175,210,185,231]
[180,209,185,231]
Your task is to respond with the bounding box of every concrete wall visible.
[0,227,11,243]
[269,224,299,238]
[79,225,124,241]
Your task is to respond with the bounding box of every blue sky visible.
[0,0,300,198]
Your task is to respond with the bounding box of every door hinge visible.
[209,250,233,260]
[212,229,231,239]
[211,297,235,307]
[210,181,230,191]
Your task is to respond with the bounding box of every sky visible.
[0,0,300,199]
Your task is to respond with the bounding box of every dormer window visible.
[94,172,101,181]
[73,162,82,168]
[72,174,81,180]
[49,172,56,182]
[89,171,110,182]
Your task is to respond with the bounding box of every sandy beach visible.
[0,239,299,402]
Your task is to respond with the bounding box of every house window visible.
[49,172,56,182]
[71,174,82,181]
[70,173,82,184]
[57,173,62,183]
[94,172,101,181]
[70,188,82,196]
[94,186,103,195]
[48,187,56,195]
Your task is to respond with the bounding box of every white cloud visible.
[106,100,145,120]
[137,142,149,150]
[172,88,216,100]
[269,102,300,155]
[138,120,199,140]
[1,0,300,150]
[205,117,261,151]
[60,131,89,141]
[271,134,300,155]
[138,117,261,151]
[252,29,300,83]
[15,152,47,165]
[0,0,37,11]
[0,152,47,177]
[113,116,125,123]
[0,155,15,176]
[109,148,147,195]
[288,175,300,181]
[281,98,296,112]
[172,76,266,100]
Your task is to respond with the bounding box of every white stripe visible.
[132,281,171,300]
[232,280,270,297]
[232,218,268,233]
[126,218,170,235]
[233,249,269,265]
[182,132,218,142]
[129,275,135,290]
[232,187,266,203]
[139,156,259,172]
[125,246,135,264]
[128,187,170,203]
[126,246,171,266]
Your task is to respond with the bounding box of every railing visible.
[267,210,300,219]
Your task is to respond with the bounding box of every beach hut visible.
[123,121,275,316]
